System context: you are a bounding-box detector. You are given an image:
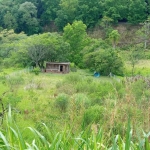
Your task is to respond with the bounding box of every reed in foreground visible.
[0,106,150,150]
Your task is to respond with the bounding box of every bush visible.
[83,105,105,127]
[55,93,69,112]
[65,73,82,84]
[32,67,41,75]
[131,79,148,101]
[84,49,124,76]
[70,63,77,72]
[6,74,24,87]
[73,93,90,109]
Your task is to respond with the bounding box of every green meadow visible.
[0,59,150,149]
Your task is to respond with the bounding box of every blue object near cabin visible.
[94,72,100,77]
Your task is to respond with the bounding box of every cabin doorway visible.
[60,65,63,72]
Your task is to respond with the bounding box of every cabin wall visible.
[46,64,70,73]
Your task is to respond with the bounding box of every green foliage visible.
[131,78,150,101]
[70,63,77,72]
[63,20,89,67]
[76,0,103,28]
[83,105,105,127]
[0,68,150,149]
[5,32,70,68]
[32,67,41,75]
[55,0,78,30]
[18,2,39,35]
[84,49,124,76]
[0,0,150,34]
[128,46,142,76]
[73,93,90,109]
[55,93,69,112]
[5,74,24,88]
[109,30,120,49]
[128,0,147,23]
[3,11,17,30]
[64,73,82,84]
[103,0,123,23]
[40,0,60,24]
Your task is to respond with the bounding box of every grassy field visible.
[0,62,150,149]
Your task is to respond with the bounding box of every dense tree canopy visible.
[0,0,150,33]
[0,30,70,67]
[84,48,124,76]
[63,21,89,67]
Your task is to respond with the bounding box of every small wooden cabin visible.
[45,62,70,74]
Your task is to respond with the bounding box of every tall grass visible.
[0,106,150,150]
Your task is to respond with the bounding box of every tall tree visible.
[128,0,147,23]
[76,0,103,27]
[137,18,150,49]
[3,11,17,30]
[55,0,78,30]
[17,2,39,35]
[10,33,70,68]
[0,29,27,59]
[84,48,124,76]
[40,0,60,25]
[0,0,19,30]
[109,30,120,49]
[63,21,89,67]
[103,0,128,23]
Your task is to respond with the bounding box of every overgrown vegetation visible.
[0,68,150,148]
[1,106,150,149]
[0,1,150,148]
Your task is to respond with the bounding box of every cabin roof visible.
[46,62,70,65]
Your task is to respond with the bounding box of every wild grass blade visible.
[125,118,132,150]
[28,127,50,149]
[0,131,10,150]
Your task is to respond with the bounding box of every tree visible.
[0,29,27,59]
[137,18,150,49]
[100,16,113,29]
[129,46,142,76]
[128,0,147,24]
[103,0,128,23]
[40,0,60,25]
[55,0,78,30]
[76,0,103,27]
[10,33,70,68]
[84,49,124,76]
[100,16,113,37]
[63,21,89,67]
[0,0,19,31]
[17,2,39,35]
[3,11,17,30]
[109,30,120,49]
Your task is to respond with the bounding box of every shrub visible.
[131,79,147,101]
[73,93,90,109]
[84,49,124,76]
[55,93,69,112]
[57,83,76,95]
[70,63,77,72]
[65,73,82,84]
[83,105,105,127]
[32,67,41,75]
[5,74,24,88]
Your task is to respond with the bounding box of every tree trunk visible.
[36,62,39,68]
